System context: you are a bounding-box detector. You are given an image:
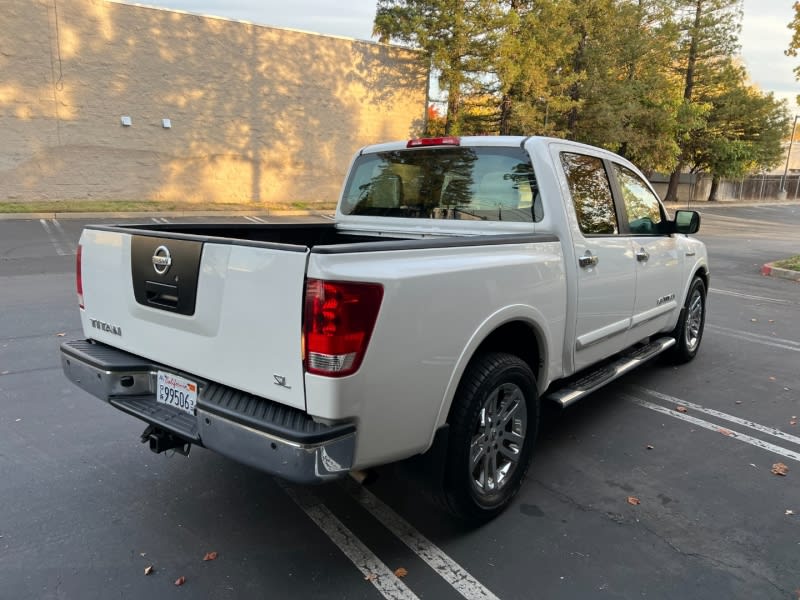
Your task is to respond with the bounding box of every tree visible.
[786,1,800,104]
[491,0,682,171]
[568,0,683,172]
[663,0,743,202]
[494,0,575,136]
[374,0,500,134]
[684,62,790,200]
[426,104,447,135]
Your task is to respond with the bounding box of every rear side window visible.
[612,163,664,234]
[341,146,543,222]
[560,152,618,235]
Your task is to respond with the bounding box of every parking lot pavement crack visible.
[534,480,631,524]
[636,522,790,596]
[534,481,791,596]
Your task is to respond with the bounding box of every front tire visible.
[441,352,538,522]
[668,276,706,363]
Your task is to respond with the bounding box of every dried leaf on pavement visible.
[627,496,641,506]
[56,332,66,337]
[786,510,795,516]
[675,406,688,413]
[174,576,186,586]
[791,420,797,426]
[718,427,734,437]
[144,565,154,576]
[646,445,654,450]
[203,551,218,562]
[364,573,377,582]
[393,567,408,578]
[772,463,789,476]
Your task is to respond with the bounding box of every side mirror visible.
[673,210,700,234]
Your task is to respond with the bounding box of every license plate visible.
[156,371,198,415]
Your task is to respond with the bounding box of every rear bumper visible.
[60,340,355,484]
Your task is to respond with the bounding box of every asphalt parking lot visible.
[1,205,798,599]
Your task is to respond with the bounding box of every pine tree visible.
[494,0,575,136]
[663,0,743,202]
[374,0,500,134]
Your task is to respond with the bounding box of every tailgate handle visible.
[145,281,179,309]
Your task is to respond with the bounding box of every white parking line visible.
[707,324,800,353]
[710,288,795,306]
[340,479,501,600]
[49,219,77,253]
[39,219,68,256]
[243,215,268,223]
[321,214,336,221]
[625,395,800,463]
[629,386,800,447]
[151,217,160,223]
[280,482,420,600]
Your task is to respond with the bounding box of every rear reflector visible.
[76,244,84,309]
[303,279,383,378]
[406,136,460,148]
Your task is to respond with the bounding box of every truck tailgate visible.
[79,227,309,410]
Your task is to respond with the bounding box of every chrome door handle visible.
[685,251,696,257]
[635,248,650,262]
[578,251,599,268]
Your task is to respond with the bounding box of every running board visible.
[545,337,676,408]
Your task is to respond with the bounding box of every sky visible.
[127,0,799,111]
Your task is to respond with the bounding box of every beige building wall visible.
[0,0,428,204]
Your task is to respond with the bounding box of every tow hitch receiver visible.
[140,425,192,456]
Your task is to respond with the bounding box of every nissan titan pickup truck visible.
[61,136,708,521]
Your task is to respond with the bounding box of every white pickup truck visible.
[61,136,708,521]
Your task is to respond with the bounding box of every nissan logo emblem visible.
[152,245,172,275]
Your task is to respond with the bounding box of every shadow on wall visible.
[0,0,428,203]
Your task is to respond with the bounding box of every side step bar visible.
[545,336,676,408]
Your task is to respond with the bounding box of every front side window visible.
[560,152,618,234]
[341,146,542,223]
[613,164,664,234]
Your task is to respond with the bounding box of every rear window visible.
[340,146,542,222]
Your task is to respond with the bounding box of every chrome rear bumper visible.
[60,339,355,484]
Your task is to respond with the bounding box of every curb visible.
[761,262,800,282]
[0,209,334,221]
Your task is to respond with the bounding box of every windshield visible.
[340,146,542,222]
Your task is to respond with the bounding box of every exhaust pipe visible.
[140,425,191,456]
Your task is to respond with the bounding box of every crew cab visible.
[61,136,708,521]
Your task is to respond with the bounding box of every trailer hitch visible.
[140,425,191,456]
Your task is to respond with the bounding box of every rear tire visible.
[439,352,538,522]
[667,277,706,364]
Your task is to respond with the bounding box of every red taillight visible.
[76,244,84,309]
[406,136,460,148]
[303,279,383,377]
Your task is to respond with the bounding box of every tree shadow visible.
[0,1,428,205]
